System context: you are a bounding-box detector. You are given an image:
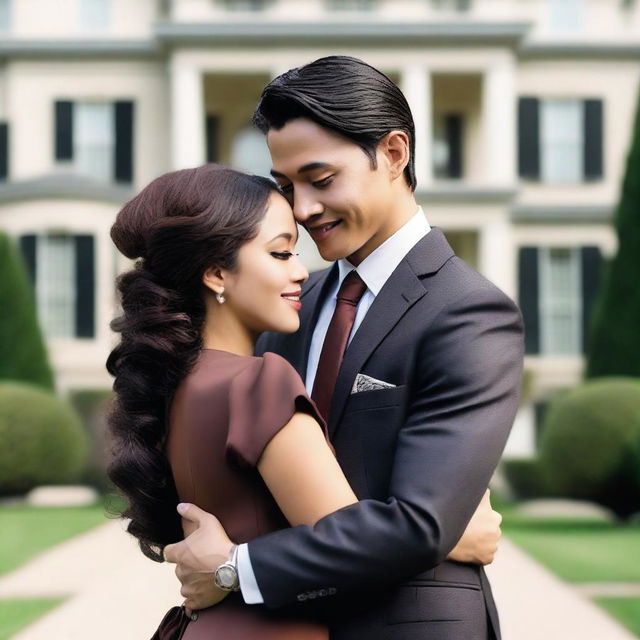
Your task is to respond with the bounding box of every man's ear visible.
[378,130,410,182]
[202,267,225,296]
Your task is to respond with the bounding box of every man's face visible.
[267,118,397,265]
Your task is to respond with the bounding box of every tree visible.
[586,88,640,378]
[0,232,55,390]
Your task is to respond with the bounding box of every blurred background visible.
[0,0,639,638]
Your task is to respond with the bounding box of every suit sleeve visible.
[247,286,524,609]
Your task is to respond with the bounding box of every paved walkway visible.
[0,521,636,640]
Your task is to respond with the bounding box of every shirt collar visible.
[336,207,431,296]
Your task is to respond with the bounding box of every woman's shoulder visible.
[185,350,302,393]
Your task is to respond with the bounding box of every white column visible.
[401,65,432,188]
[479,217,515,298]
[170,59,205,170]
[482,58,516,186]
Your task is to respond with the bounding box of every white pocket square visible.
[351,373,397,394]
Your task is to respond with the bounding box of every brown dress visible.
[163,349,329,640]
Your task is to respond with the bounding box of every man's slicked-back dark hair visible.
[252,55,417,191]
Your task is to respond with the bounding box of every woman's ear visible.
[378,130,410,182]
[202,267,225,296]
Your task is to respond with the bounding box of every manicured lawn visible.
[0,598,64,640]
[502,517,640,583]
[596,598,640,638]
[0,504,110,575]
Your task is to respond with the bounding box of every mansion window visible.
[539,248,582,355]
[54,100,134,184]
[19,234,95,339]
[79,0,110,31]
[219,0,271,10]
[518,246,602,356]
[0,0,10,31]
[326,0,379,9]
[518,97,603,184]
[541,100,583,184]
[433,113,464,180]
[547,0,584,32]
[431,0,472,12]
[0,122,7,180]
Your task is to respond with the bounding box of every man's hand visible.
[163,503,235,610]
[447,490,501,565]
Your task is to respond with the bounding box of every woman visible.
[106,165,500,639]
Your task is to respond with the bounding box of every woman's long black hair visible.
[106,164,277,561]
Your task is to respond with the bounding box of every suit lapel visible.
[327,228,454,439]
[327,260,425,438]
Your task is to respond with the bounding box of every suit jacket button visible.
[297,593,308,602]
[189,612,198,621]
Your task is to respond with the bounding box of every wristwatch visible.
[213,544,240,592]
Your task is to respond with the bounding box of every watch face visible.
[216,564,237,589]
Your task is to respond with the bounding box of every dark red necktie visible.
[311,270,367,423]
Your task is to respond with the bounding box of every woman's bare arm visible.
[258,412,357,527]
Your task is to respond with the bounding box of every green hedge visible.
[586,86,640,379]
[538,378,640,520]
[0,233,54,390]
[502,458,556,501]
[0,382,89,495]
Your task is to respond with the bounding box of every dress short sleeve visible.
[226,352,327,467]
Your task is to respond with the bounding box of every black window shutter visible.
[534,401,548,448]
[519,247,540,355]
[445,114,463,179]
[55,101,74,161]
[584,99,603,181]
[75,235,95,338]
[580,246,603,354]
[518,97,540,180]
[0,122,8,180]
[114,101,134,183]
[206,115,219,163]
[19,235,37,285]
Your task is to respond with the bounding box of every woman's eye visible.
[278,183,293,195]
[312,175,334,189]
[270,251,298,260]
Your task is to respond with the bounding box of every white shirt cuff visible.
[237,543,264,604]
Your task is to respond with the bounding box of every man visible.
[164,55,523,639]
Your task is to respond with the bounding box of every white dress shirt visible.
[237,207,431,604]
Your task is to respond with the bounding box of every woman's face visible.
[221,192,309,334]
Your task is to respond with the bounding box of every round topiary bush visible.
[0,382,89,496]
[538,378,640,520]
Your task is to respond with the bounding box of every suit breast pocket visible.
[345,384,408,413]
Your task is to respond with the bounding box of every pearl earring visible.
[216,288,226,304]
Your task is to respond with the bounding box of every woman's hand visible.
[446,489,502,565]
[163,503,234,610]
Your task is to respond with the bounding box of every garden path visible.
[0,521,636,639]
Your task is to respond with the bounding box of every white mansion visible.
[1,0,639,457]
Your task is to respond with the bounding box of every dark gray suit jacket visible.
[252,228,524,640]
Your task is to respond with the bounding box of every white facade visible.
[1,0,638,457]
